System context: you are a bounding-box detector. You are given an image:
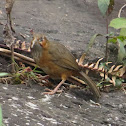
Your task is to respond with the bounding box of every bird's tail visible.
[79,71,101,99]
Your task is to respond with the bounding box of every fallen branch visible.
[0,48,36,67]
[0,48,34,63]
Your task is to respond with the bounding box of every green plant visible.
[0,62,46,86]
[86,1,126,64]
[84,1,126,90]
[109,17,126,63]
[0,73,10,77]
[12,64,43,85]
[98,0,114,62]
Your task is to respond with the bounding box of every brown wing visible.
[48,41,79,71]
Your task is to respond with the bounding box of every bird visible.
[30,33,101,99]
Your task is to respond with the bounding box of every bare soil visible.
[0,0,126,126]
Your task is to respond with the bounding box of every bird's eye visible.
[39,37,43,42]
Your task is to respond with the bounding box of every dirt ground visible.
[0,0,126,126]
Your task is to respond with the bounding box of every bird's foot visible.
[43,88,63,95]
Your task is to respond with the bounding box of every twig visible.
[5,0,15,73]
[0,44,31,54]
[71,76,86,85]
[11,43,15,73]
[19,33,26,39]
[118,4,126,18]
[5,0,15,33]
[0,48,34,63]
[0,47,36,67]
[0,51,36,67]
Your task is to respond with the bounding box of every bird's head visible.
[30,32,49,61]
[30,32,48,49]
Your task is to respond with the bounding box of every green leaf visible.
[0,72,10,77]
[117,39,126,62]
[33,65,38,71]
[115,79,124,87]
[120,28,126,36]
[98,0,110,16]
[86,33,102,53]
[123,40,126,46]
[122,59,126,65]
[30,71,37,79]
[109,17,126,29]
[117,36,126,41]
[99,62,109,71]
[33,70,44,74]
[108,38,117,43]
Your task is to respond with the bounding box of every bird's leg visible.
[43,79,66,95]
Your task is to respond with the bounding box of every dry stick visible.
[0,48,36,67]
[0,44,31,53]
[0,51,36,67]
[0,48,34,63]
[67,77,86,88]
[70,76,86,85]
[6,0,15,33]
[0,52,36,67]
[118,4,126,18]
[5,0,15,73]
[105,9,109,63]
[11,43,15,73]
[103,10,109,84]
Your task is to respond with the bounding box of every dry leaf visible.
[78,53,86,65]
[88,63,94,68]
[119,66,126,77]
[108,65,115,73]
[111,76,116,86]
[113,65,122,72]
[21,41,26,50]
[94,58,103,69]
[15,40,20,48]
